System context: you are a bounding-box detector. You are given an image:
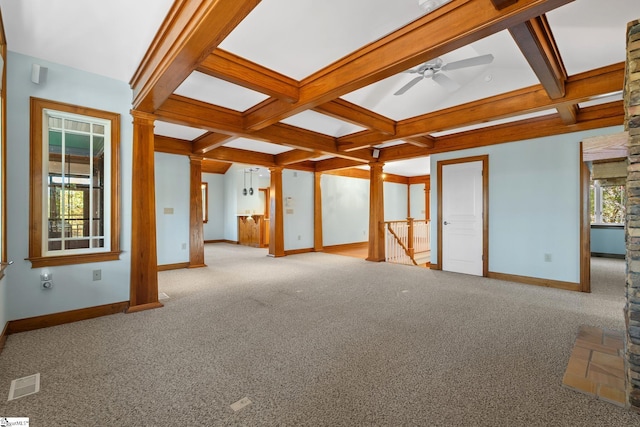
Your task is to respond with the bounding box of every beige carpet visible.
[0,244,637,426]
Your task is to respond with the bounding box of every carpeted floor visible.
[0,245,638,426]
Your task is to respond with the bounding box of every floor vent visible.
[8,373,40,401]
[159,292,170,300]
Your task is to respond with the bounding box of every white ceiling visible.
[2,0,639,176]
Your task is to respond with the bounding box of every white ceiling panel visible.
[224,138,293,155]
[0,0,174,82]
[175,72,269,112]
[579,91,623,109]
[341,31,538,121]
[280,111,366,137]
[219,0,429,80]
[547,0,640,76]
[384,157,431,177]
[154,121,207,141]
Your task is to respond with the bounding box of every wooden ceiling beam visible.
[192,132,236,154]
[131,0,261,112]
[154,135,193,155]
[406,136,436,148]
[198,49,299,102]
[243,0,574,131]
[508,15,567,99]
[491,0,519,10]
[378,101,623,162]
[314,157,364,173]
[275,150,322,166]
[204,146,276,167]
[313,99,396,135]
[202,159,232,174]
[557,104,579,125]
[155,94,245,134]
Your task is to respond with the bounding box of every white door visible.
[442,161,484,276]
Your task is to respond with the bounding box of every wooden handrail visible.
[386,222,417,266]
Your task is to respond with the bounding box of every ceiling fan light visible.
[418,0,453,13]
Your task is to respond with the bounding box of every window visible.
[590,180,625,225]
[29,98,121,267]
[201,182,208,223]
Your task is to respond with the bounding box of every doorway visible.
[437,155,489,276]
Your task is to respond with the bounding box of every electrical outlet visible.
[93,269,102,281]
[41,273,53,289]
[297,235,301,240]
[544,253,552,262]
[181,243,187,250]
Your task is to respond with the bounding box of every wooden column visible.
[268,166,285,257]
[189,156,206,268]
[367,162,385,262]
[128,111,162,313]
[314,171,323,252]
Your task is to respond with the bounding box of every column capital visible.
[269,165,284,173]
[369,161,385,171]
[130,109,156,123]
[189,155,204,163]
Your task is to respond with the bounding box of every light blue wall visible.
[410,183,426,220]
[384,182,408,221]
[283,170,315,251]
[591,227,625,255]
[322,174,369,246]
[223,165,240,241]
[6,52,133,320]
[203,173,225,241]
[430,126,623,283]
[0,276,7,332]
[155,153,190,265]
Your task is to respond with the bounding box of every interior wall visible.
[321,174,370,246]
[384,182,408,221]
[5,52,133,320]
[283,169,314,251]
[430,125,623,284]
[591,226,625,256]
[223,165,240,242]
[155,153,190,265]
[203,173,225,241]
[409,183,427,220]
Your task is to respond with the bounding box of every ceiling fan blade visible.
[432,73,461,92]
[441,54,494,71]
[394,76,424,96]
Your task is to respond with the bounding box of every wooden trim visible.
[437,155,489,276]
[488,272,581,292]
[204,239,238,244]
[313,99,395,135]
[323,241,368,252]
[268,167,285,257]
[314,172,323,251]
[284,248,313,256]
[0,322,8,354]
[157,262,189,271]
[189,156,206,268]
[6,301,129,334]
[430,263,442,270]
[129,112,160,309]
[591,253,625,259]
[205,146,276,167]
[1,24,6,270]
[125,301,164,314]
[408,175,431,185]
[28,251,121,268]
[193,132,235,155]
[580,143,591,293]
[367,163,385,262]
[28,98,121,267]
[202,160,232,174]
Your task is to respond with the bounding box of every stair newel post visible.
[407,217,415,260]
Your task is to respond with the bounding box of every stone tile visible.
[563,373,597,396]
[587,369,625,390]
[603,336,624,351]
[598,385,627,407]
[570,345,592,361]
[566,357,589,377]
[575,340,621,356]
[577,325,604,344]
[591,351,625,372]
[589,362,624,380]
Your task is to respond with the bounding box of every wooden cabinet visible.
[238,215,267,247]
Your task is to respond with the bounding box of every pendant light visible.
[249,169,254,195]
[242,170,247,196]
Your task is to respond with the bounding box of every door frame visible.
[436,155,489,276]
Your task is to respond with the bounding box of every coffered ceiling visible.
[2,0,638,177]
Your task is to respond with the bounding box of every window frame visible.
[29,98,121,267]
[590,179,625,227]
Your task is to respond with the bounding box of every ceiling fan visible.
[394,53,494,96]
